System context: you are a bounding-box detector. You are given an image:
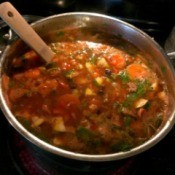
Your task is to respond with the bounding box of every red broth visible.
[2,28,169,154]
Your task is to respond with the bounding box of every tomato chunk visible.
[127,63,149,80]
[12,50,41,68]
[9,88,27,102]
[24,69,41,79]
[23,50,40,61]
[53,94,81,125]
[108,54,126,70]
[57,94,80,109]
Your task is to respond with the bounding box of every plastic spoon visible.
[0,2,55,62]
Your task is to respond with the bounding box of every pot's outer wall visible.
[0,12,175,162]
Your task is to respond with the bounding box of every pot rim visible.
[1,12,175,162]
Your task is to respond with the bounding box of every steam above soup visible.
[2,27,169,154]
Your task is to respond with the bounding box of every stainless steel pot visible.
[0,12,175,162]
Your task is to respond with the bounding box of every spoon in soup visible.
[0,2,55,62]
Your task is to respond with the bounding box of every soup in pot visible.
[2,27,169,154]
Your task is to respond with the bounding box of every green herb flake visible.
[123,80,151,107]
[118,71,130,83]
[56,31,65,37]
[17,116,31,129]
[144,101,151,110]
[63,69,74,78]
[76,126,94,143]
[46,62,59,72]
[111,141,133,152]
[161,66,167,74]
[123,115,133,127]
[89,55,97,64]
[108,73,118,81]
[46,62,58,69]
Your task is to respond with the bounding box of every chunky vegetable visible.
[3,27,169,154]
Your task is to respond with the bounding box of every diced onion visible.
[97,57,109,68]
[158,91,168,104]
[32,116,44,127]
[53,137,62,146]
[85,62,94,72]
[95,77,104,86]
[151,82,158,91]
[89,104,98,111]
[52,117,66,132]
[134,98,148,108]
[85,88,95,96]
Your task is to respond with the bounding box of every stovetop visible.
[0,0,175,175]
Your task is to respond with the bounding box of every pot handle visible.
[166,52,175,68]
[167,52,175,60]
[166,52,175,66]
[164,26,175,65]
[0,29,12,56]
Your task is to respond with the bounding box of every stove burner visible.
[7,127,137,175]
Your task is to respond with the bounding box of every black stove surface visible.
[0,0,175,175]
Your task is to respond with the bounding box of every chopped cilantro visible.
[123,80,151,107]
[46,62,59,72]
[17,116,31,129]
[109,73,118,81]
[63,69,74,78]
[144,101,151,110]
[76,126,101,147]
[89,54,97,64]
[76,126,94,143]
[56,31,65,37]
[123,115,134,127]
[111,141,133,152]
[46,62,58,69]
[118,71,130,83]
[161,66,167,74]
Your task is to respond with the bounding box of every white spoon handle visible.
[0,2,55,62]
